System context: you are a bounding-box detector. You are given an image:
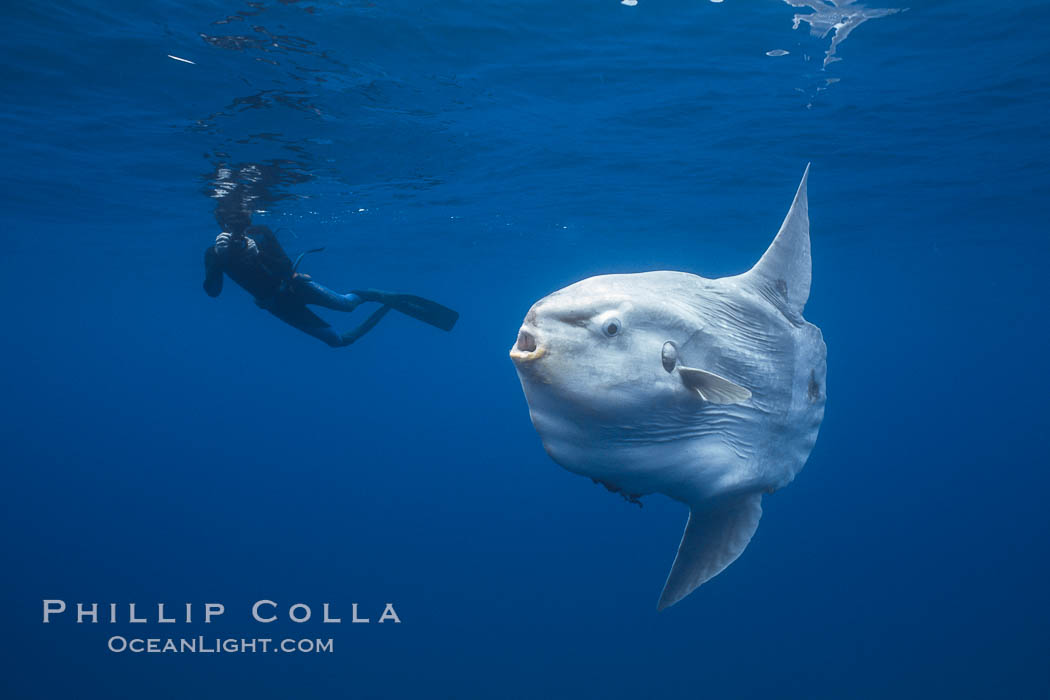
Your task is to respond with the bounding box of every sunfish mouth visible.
[510,328,546,362]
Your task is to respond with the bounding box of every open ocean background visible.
[2,1,1048,698]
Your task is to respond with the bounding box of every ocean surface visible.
[2,1,1048,698]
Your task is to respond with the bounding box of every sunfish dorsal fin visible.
[657,493,763,611]
[745,164,812,319]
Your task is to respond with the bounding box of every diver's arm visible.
[203,245,224,297]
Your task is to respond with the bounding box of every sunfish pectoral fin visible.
[744,163,812,319]
[657,492,764,611]
[679,367,752,404]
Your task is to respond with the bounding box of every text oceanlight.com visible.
[107,636,334,654]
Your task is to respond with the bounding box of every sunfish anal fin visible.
[679,366,752,404]
[657,493,764,611]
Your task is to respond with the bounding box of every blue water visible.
[2,1,1048,697]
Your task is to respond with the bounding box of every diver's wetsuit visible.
[203,226,390,347]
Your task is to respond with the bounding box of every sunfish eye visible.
[603,319,621,337]
[661,341,677,373]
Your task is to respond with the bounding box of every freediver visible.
[203,208,458,347]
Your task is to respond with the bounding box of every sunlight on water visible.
[625,0,904,70]
[781,0,904,67]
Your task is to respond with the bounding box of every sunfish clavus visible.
[510,166,827,610]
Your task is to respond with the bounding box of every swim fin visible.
[351,289,459,331]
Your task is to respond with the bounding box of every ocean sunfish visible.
[509,166,827,610]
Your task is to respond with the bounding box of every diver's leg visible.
[337,305,392,346]
[261,294,350,348]
[278,304,391,347]
[264,304,345,348]
[350,288,398,305]
[296,325,348,348]
[291,277,363,312]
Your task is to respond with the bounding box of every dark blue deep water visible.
[2,1,1048,698]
